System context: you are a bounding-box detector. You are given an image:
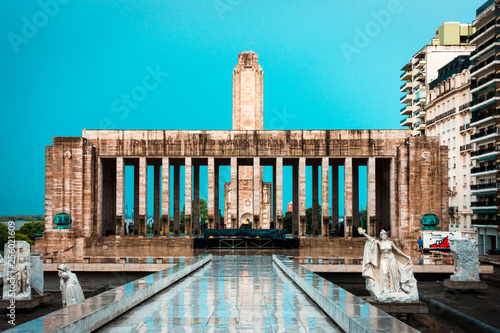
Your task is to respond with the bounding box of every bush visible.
[14,232,34,246]
[18,221,45,241]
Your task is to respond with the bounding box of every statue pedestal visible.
[0,293,54,309]
[363,297,429,314]
[443,279,487,290]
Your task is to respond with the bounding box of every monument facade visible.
[36,52,450,254]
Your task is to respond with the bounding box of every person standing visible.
[418,236,423,253]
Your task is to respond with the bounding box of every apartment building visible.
[400,22,475,136]
[426,56,475,237]
[469,0,500,254]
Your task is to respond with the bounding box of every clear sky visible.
[0,0,483,216]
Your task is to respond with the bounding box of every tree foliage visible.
[179,198,208,234]
[18,221,45,241]
[0,215,44,222]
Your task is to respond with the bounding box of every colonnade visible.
[101,156,391,238]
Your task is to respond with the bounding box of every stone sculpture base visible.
[0,293,54,309]
[443,279,487,290]
[362,297,428,314]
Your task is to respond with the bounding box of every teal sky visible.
[0,0,482,216]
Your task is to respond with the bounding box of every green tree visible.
[18,221,45,241]
[179,198,208,234]
[14,232,34,246]
[359,209,367,230]
[282,211,293,234]
[305,205,322,235]
[0,223,8,256]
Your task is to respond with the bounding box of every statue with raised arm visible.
[358,227,418,303]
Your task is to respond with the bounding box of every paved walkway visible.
[97,255,342,332]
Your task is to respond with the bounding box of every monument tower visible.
[226,51,271,229]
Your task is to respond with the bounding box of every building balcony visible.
[459,102,471,112]
[471,183,498,191]
[400,93,413,104]
[471,91,500,109]
[470,35,499,60]
[400,70,412,81]
[400,104,415,116]
[472,219,500,226]
[415,59,426,70]
[414,121,425,130]
[471,147,499,163]
[400,117,412,127]
[471,201,497,208]
[460,144,473,153]
[413,72,425,82]
[471,164,497,174]
[470,111,499,126]
[470,55,496,76]
[470,128,498,143]
[470,73,500,93]
[400,81,409,92]
[448,206,458,214]
[459,123,471,133]
[469,19,497,44]
[413,108,426,118]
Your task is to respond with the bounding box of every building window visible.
[463,195,467,209]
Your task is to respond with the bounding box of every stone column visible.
[331,163,339,233]
[367,157,376,236]
[139,157,147,237]
[116,157,125,237]
[292,162,299,236]
[391,156,399,238]
[344,157,353,237]
[253,157,261,229]
[321,157,329,237]
[208,157,215,229]
[133,161,139,234]
[174,164,180,236]
[97,158,103,235]
[193,163,200,236]
[185,157,192,237]
[153,164,161,236]
[161,157,170,237]
[231,157,238,228]
[275,157,283,229]
[312,164,319,235]
[299,157,306,237]
[352,160,359,231]
[214,161,220,227]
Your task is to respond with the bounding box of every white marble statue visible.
[57,264,85,307]
[358,228,419,303]
[3,241,31,300]
[449,234,480,281]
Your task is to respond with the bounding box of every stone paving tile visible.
[97,256,341,332]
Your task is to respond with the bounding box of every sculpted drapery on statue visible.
[358,228,418,303]
[57,264,85,307]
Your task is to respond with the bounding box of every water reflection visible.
[97,256,341,332]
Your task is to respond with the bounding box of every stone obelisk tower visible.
[230,51,265,228]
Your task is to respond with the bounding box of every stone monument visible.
[358,228,419,303]
[3,241,31,300]
[57,264,85,307]
[443,234,487,290]
[30,256,44,295]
